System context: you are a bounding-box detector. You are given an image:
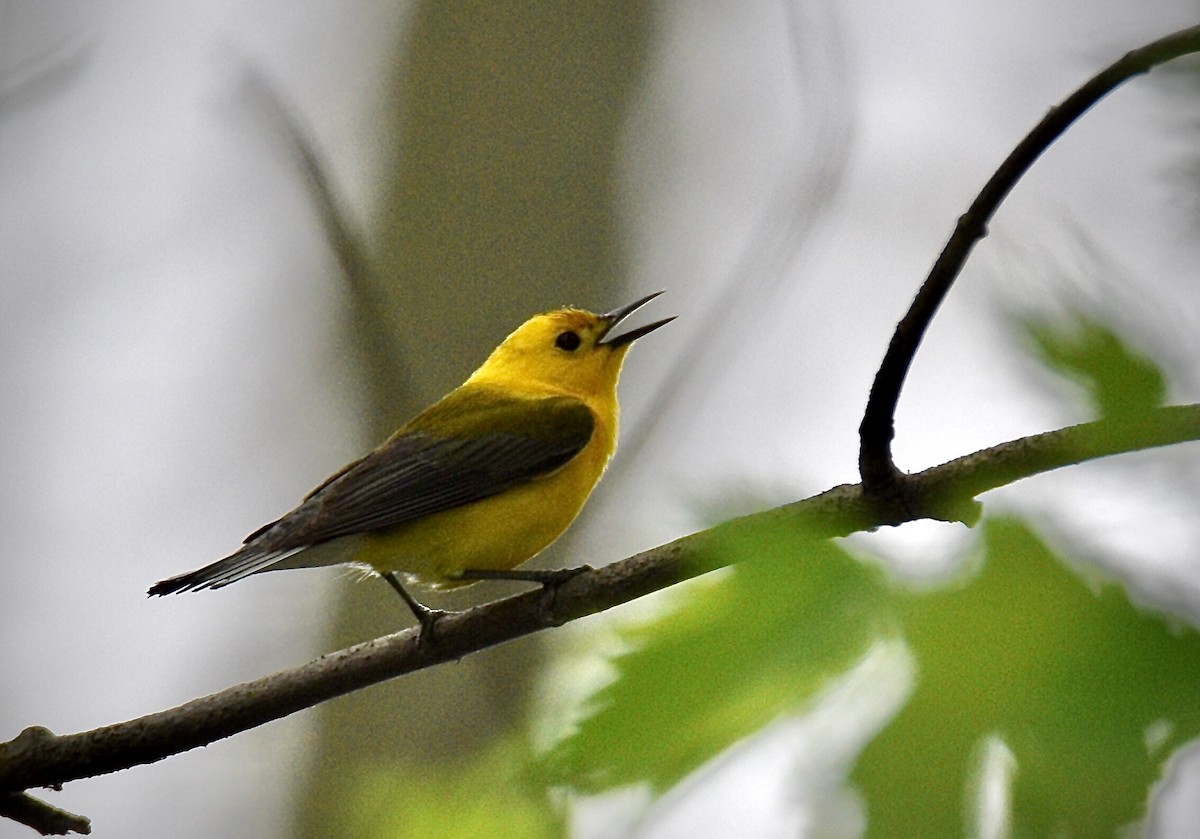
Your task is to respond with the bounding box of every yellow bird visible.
[149,292,672,635]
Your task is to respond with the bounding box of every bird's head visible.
[468,292,673,401]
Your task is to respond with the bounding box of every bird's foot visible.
[457,565,593,625]
[457,565,593,587]
[381,571,449,647]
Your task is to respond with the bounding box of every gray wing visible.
[269,428,591,547]
[149,391,594,594]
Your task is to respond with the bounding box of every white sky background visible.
[2,2,1200,838]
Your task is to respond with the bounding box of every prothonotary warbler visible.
[149,292,672,637]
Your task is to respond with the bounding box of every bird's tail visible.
[147,545,294,596]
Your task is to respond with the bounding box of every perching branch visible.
[858,23,1200,493]
[6,23,1200,837]
[3,403,1200,826]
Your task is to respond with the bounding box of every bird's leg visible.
[457,566,593,586]
[457,566,593,626]
[381,571,447,644]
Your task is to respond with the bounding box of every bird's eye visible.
[555,331,582,352]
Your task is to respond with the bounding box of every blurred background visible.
[2,1,1200,837]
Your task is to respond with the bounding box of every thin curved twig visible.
[858,24,1200,493]
[0,38,92,119]
[2,403,1199,812]
[237,63,417,403]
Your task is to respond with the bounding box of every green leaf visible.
[853,517,1200,837]
[539,521,892,792]
[1023,313,1167,418]
[543,515,1200,836]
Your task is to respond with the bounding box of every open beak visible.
[599,291,675,347]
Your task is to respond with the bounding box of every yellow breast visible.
[355,406,615,587]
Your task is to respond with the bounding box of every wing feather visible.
[251,386,595,551]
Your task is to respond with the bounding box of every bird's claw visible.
[457,565,593,625]
[381,571,448,647]
[456,564,593,587]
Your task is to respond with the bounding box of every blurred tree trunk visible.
[295,4,651,836]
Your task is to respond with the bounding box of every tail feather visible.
[147,546,296,596]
